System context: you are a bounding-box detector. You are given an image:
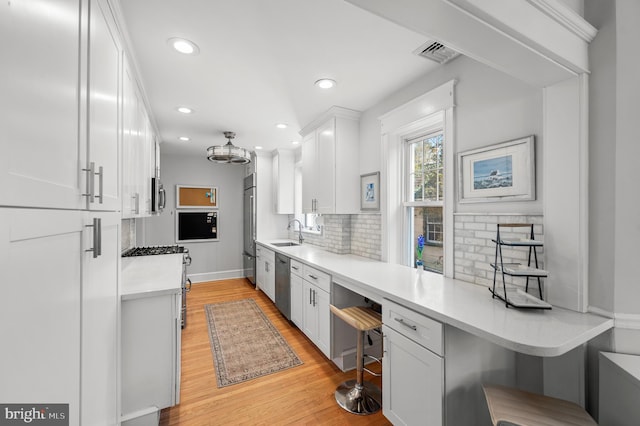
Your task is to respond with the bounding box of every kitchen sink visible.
[271,242,299,247]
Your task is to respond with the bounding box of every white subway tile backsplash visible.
[454,214,544,290]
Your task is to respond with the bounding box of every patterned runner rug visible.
[204,298,303,387]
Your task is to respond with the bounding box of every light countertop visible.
[257,240,613,357]
[121,254,183,300]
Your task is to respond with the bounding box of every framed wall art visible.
[360,171,380,211]
[458,135,535,203]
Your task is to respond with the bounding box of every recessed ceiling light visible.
[176,106,193,114]
[275,123,288,129]
[179,136,190,141]
[291,140,299,145]
[315,78,336,89]
[168,37,200,55]
[254,146,263,150]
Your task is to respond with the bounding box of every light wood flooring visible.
[160,278,391,425]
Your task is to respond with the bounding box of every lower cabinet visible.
[121,291,182,420]
[382,299,444,426]
[0,208,119,426]
[290,260,303,328]
[256,245,275,302]
[300,264,331,358]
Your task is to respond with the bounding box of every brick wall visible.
[454,214,544,294]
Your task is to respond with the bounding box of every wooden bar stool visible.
[482,384,597,425]
[330,304,382,415]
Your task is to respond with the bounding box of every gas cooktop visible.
[122,245,185,257]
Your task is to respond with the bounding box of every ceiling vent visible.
[414,40,460,65]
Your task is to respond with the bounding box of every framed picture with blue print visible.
[360,171,380,211]
[458,135,535,203]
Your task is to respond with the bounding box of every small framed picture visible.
[360,172,380,211]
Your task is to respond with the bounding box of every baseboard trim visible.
[188,269,245,283]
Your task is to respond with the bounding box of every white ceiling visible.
[118,0,441,156]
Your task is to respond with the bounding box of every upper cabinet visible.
[87,0,121,211]
[0,0,85,209]
[0,0,133,213]
[121,55,157,218]
[300,107,360,214]
[272,149,295,214]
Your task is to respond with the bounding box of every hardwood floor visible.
[160,279,391,425]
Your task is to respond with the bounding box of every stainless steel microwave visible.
[176,211,218,243]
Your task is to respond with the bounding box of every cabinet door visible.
[0,0,85,209]
[302,280,317,341]
[81,211,119,426]
[314,118,336,214]
[0,208,83,425]
[382,325,444,426]
[121,58,137,218]
[87,0,120,211]
[290,273,303,328]
[315,287,331,358]
[265,258,275,302]
[301,133,316,213]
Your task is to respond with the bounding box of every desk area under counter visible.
[258,240,614,425]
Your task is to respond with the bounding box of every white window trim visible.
[379,80,455,277]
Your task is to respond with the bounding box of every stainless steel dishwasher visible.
[275,252,291,320]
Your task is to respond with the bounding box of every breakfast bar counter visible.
[258,241,613,357]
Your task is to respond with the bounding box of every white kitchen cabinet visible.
[87,0,121,211]
[121,290,182,416]
[0,208,120,426]
[0,208,83,424]
[300,107,360,214]
[122,54,157,218]
[272,149,295,214]
[81,211,120,426]
[256,245,276,302]
[301,265,331,358]
[0,0,85,209]
[382,325,444,426]
[290,260,304,328]
[382,298,444,426]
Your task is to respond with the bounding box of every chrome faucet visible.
[287,219,304,245]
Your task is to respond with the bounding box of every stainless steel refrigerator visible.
[243,173,256,284]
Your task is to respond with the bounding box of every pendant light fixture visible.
[207,131,251,164]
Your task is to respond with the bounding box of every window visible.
[406,132,444,273]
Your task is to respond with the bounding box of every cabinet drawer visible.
[290,259,303,276]
[383,298,443,356]
[302,264,331,293]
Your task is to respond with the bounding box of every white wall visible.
[360,56,543,216]
[138,152,245,282]
[587,0,640,346]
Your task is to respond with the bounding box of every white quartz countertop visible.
[257,240,614,357]
[121,254,183,300]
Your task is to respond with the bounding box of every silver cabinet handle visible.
[394,317,417,331]
[95,165,103,203]
[132,193,139,214]
[308,274,318,280]
[82,162,95,202]
[159,187,166,209]
[291,266,299,270]
[309,288,313,305]
[85,217,102,258]
[313,289,316,307]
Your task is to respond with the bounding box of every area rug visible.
[204,298,303,387]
